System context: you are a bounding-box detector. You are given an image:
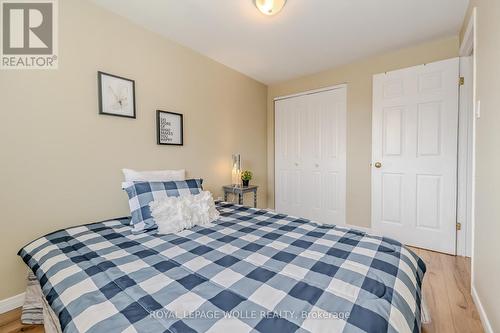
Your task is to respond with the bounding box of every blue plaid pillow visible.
[123,179,203,234]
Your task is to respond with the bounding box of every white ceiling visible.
[92,0,469,84]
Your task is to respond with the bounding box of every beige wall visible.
[267,36,459,228]
[0,0,267,300]
[461,2,500,331]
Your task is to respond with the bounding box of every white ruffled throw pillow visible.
[149,191,219,234]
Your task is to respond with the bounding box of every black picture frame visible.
[98,71,136,119]
[157,110,184,146]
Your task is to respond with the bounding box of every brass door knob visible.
[374,162,382,168]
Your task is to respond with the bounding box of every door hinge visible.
[459,77,465,86]
[456,222,462,231]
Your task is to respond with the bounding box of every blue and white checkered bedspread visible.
[19,202,425,333]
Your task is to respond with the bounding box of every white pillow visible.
[122,168,185,182]
[149,191,219,234]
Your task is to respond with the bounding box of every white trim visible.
[459,6,477,285]
[345,224,372,234]
[457,55,474,257]
[0,292,25,314]
[460,8,475,56]
[471,286,494,333]
[273,83,347,101]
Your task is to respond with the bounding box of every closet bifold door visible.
[275,94,304,218]
[275,86,346,225]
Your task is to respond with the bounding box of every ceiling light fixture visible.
[254,0,287,16]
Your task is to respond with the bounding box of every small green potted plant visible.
[241,170,253,187]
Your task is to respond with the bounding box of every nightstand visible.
[222,185,259,208]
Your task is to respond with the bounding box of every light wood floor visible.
[0,248,483,333]
[0,308,43,333]
[410,247,484,333]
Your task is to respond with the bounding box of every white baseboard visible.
[0,292,25,314]
[471,285,494,333]
[345,224,372,234]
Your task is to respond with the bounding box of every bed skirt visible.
[22,272,62,333]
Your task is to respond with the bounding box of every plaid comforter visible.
[19,202,425,333]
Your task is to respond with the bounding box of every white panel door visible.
[372,58,459,254]
[275,87,346,225]
[275,95,304,218]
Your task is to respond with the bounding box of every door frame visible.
[458,7,477,261]
[274,83,347,101]
[273,83,347,223]
[457,55,474,257]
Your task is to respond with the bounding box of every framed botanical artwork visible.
[157,110,183,146]
[98,71,136,118]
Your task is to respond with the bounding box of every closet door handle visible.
[315,163,319,168]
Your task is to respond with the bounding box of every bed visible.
[19,202,426,333]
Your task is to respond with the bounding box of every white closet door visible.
[275,87,346,225]
[275,95,305,218]
[372,58,459,254]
